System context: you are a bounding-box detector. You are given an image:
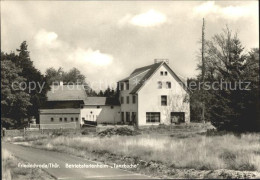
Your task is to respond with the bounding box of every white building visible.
[80,97,121,125]
[40,60,190,128]
[39,84,120,128]
[118,60,190,126]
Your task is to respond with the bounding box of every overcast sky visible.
[1,1,259,90]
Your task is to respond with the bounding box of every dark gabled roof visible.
[129,62,164,94]
[129,62,190,94]
[130,63,157,75]
[118,63,154,82]
[47,85,87,101]
[41,100,84,109]
[84,97,120,106]
[40,109,80,114]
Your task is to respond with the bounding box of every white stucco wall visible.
[80,105,121,125]
[137,64,190,126]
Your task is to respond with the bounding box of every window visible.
[166,81,171,89]
[111,106,114,109]
[165,71,168,76]
[132,95,136,104]
[97,106,100,108]
[59,118,62,122]
[64,117,67,122]
[146,112,160,123]
[126,82,129,90]
[171,112,185,124]
[126,112,130,122]
[121,96,124,104]
[82,117,85,121]
[75,117,78,121]
[121,112,124,122]
[127,96,129,104]
[51,117,54,122]
[71,117,74,122]
[161,95,167,106]
[120,83,124,91]
[158,81,162,89]
[132,112,136,122]
[160,71,163,76]
[80,104,84,109]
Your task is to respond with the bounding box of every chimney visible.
[154,59,169,64]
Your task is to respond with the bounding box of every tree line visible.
[189,23,259,131]
[1,41,118,129]
[1,23,259,131]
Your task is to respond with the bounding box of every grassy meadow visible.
[28,126,260,171]
[5,123,260,178]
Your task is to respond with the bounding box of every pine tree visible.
[15,41,50,123]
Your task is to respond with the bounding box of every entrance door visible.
[126,112,130,123]
[121,112,124,123]
[171,112,185,124]
[131,112,136,125]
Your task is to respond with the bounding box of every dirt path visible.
[3,142,156,179]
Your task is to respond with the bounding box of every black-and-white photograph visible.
[1,0,259,179]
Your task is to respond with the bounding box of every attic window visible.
[160,71,163,76]
[64,117,67,122]
[59,118,62,122]
[71,117,74,122]
[51,117,54,122]
[165,71,168,76]
[97,106,100,108]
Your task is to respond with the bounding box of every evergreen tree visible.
[98,90,104,96]
[195,26,259,131]
[15,41,50,123]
